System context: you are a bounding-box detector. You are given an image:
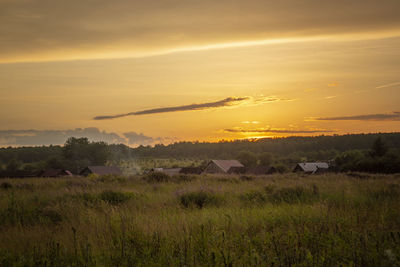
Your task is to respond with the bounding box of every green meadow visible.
[1,173,400,266]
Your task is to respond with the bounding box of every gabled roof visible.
[82,166,122,176]
[210,160,244,172]
[295,162,329,173]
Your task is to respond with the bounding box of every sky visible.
[1,0,400,146]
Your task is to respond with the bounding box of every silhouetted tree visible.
[370,136,388,158]
[6,158,21,173]
[63,137,109,173]
[258,152,273,166]
[237,151,257,167]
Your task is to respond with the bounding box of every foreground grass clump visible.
[143,172,170,182]
[269,185,320,204]
[0,174,400,266]
[99,190,133,205]
[179,190,222,208]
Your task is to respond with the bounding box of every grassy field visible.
[0,173,400,266]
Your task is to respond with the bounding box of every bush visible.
[264,184,276,194]
[239,191,267,205]
[100,190,133,205]
[172,174,197,182]
[368,184,400,201]
[40,208,63,224]
[268,186,319,204]
[0,182,12,190]
[179,191,221,209]
[79,193,99,205]
[143,172,170,183]
[240,175,254,181]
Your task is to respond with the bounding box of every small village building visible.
[203,160,245,174]
[39,169,73,177]
[293,162,329,174]
[80,166,122,176]
[246,166,277,175]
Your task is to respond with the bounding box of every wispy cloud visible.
[94,96,292,120]
[224,128,333,134]
[316,112,400,121]
[241,121,260,124]
[94,97,247,120]
[123,132,160,146]
[375,82,400,89]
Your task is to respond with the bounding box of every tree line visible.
[0,133,400,176]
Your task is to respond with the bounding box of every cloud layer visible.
[0,128,158,147]
[1,0,400,62]
[224,128,333,134]
[94,97,248,120]
[316,112,400,121]
[93,96,289,120]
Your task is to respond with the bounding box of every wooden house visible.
[203,160,245,174]
[80,166,122,176]
[293,162,329,174]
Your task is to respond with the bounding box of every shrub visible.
[0,182,12,190]
[264,185,276,194]
[368,184,400,201]
[79,193,99,205]
[179,191,221,208]
[172,174,197,183]
[239,191,267,205]
[269,186,319,204]
[99,190,133,205]
[96,175,127,183]
[40,208,63,224]
[240,175,254,181]
[143,172,170,183]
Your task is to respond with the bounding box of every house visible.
[293,162,329,174]
[80,166,122,176]
[40,169,73,177]
[246,166,277,175]
[203,160,245,174]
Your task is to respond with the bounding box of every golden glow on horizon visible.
[1,1,400,146]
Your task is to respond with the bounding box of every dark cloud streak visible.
[94,97,248,120]
[316,112,400,121]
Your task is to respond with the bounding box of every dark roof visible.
[40,169,72,177]
[294,163,329,174]
[209,160,244,173]
[81,166,122,176]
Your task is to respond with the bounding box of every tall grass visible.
[0,173,399,266]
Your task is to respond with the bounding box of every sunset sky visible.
[1,0,400,146]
